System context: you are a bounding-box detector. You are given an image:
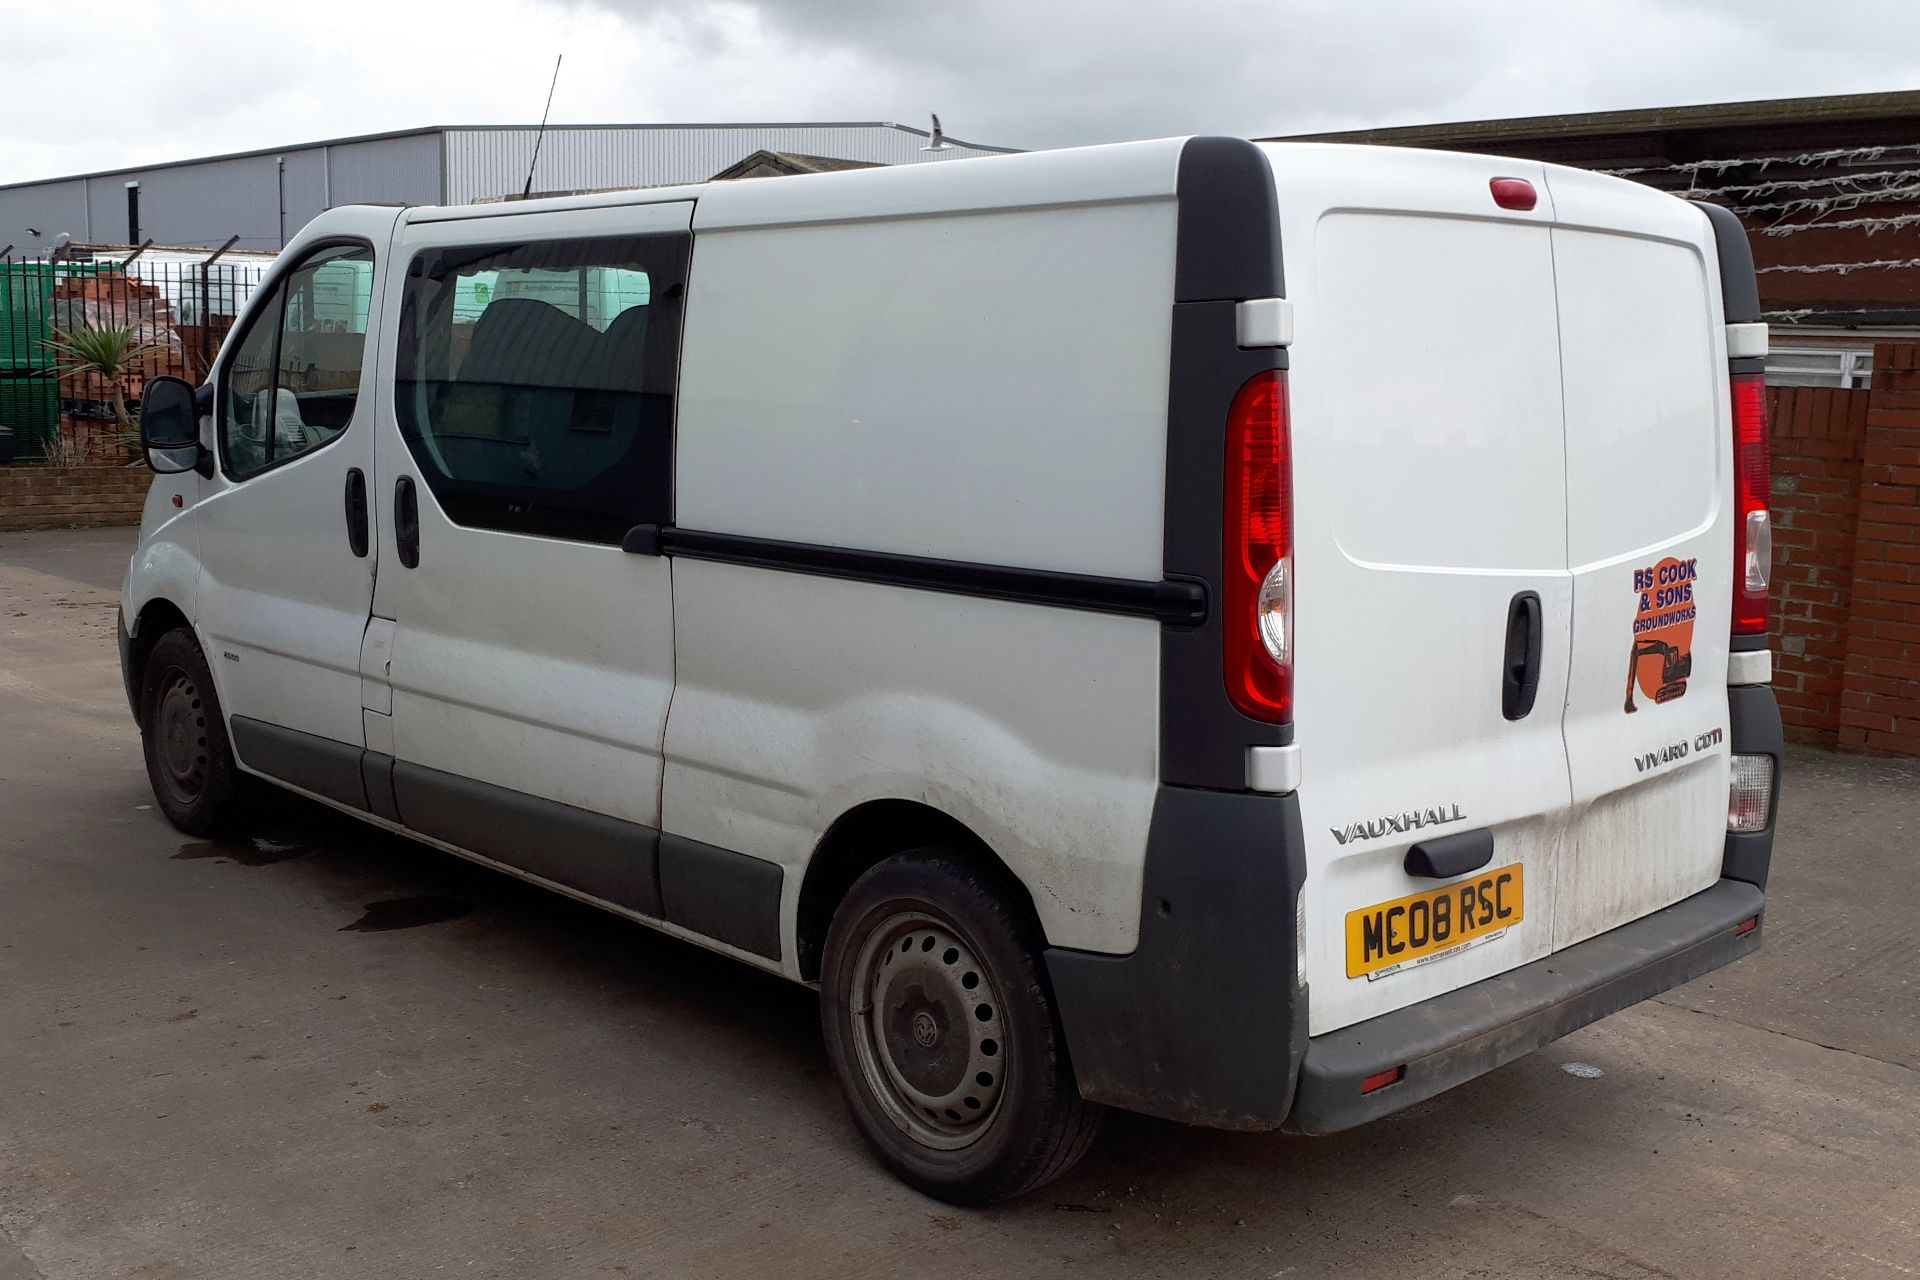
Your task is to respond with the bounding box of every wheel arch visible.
[796,798,1041,982]
[128,597,195,706]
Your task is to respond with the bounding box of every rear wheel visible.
[139,628,244,837]
[820,851,1102,1204]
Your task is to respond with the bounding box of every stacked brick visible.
[0,466,151,532]
[1767,341,1920,756]
[50,271,191,465]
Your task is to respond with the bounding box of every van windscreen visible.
[395,232,690,545]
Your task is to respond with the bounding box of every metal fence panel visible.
[0,253,264,463]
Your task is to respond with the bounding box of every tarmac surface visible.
[2,526,1916,1279]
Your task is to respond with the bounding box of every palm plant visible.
[43,322,171,436]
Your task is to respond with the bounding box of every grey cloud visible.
[581,0,1920,149]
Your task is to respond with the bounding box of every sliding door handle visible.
[343,468,369,558]
[394,476,420,568]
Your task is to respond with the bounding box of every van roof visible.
[394,137,1197,230]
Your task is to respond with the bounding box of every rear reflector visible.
[1730,374,1772,634]
[1736,916,1759,937]
[1489,177,1538,211]
[1295,888,1308,988]
[1728,753,1774,832]
[1361,1066,1405,1095]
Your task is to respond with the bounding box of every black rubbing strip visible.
[660,528,1207,625]
[391,760,664,919]
[361,751,402,823]
[230,717,370,812]
[657,833,785,961]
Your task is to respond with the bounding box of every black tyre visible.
[138,628,245,837]
[820,850,1103,1204]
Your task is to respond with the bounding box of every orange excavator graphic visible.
[1623,637,1691,714]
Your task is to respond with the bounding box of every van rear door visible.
[1544,167,1733,948]
[1263,145,1577,1035]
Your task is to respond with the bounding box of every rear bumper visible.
[1286,877,1765,1135]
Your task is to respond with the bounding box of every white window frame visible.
[1767,345,1873,389]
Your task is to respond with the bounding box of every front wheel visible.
[820,851,1102,1204]
[138,627,245,837]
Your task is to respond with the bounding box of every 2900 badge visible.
[1345,864,1523,980]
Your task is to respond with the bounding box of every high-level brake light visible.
[1489,177,1538,211]
[1223,371,1293,723]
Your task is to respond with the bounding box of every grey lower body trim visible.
[392,760,663,918]
[225,718,784,959]
[361,752,401,823]
[659,833,784,961]
[231,716,370,811]
[1287,878,1765,1136]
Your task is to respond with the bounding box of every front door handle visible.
[344,468,369,558]
[1502,591,1542,721]
[394,476,420,568]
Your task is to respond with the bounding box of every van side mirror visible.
[138,376,203,474]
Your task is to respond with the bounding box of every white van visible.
[120,137,1782,1204]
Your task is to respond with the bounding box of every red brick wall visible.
[0,465,151,532]
[1838,348,1920,754]
[1767,342,1920,755]
[1768,384,1868,742]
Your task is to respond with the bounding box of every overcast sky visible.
[7,0,1920,181]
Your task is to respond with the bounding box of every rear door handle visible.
[1502,591,1542,721]
[394,476,419,568]
[1405,828,1495,879]
[344,468,369,558]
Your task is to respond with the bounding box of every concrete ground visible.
[1,525,1916,1280]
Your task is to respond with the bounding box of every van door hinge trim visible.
[1236,298,1293,349]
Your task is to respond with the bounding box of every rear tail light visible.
[1730,374,1772,634]
[1223,371,1293,722]
[1728,752,1774,832]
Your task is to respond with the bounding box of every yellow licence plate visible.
[1345,863,1524,980]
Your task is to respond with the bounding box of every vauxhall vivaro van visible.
[121,136,1783,1204]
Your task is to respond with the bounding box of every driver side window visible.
[222,244,374,479]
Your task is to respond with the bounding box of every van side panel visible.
[663,567,1160,960]
[667,186,1183,961]
[673,200,1177,579]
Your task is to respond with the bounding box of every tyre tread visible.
[139,627,245,837]
[820,848,1103,1204]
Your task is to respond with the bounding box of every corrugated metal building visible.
[0,123,1014,254]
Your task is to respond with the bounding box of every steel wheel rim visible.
[152,669,210,807]
[848,910,1008,1151]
